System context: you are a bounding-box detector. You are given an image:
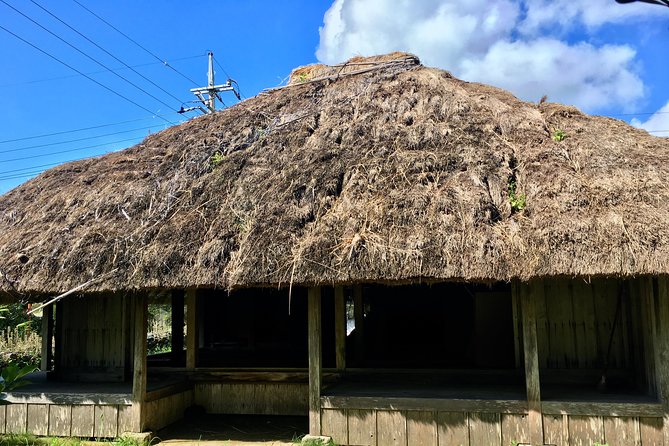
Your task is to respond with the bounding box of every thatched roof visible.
[1,52,668,297]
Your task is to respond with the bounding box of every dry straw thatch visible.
[1,52,669,298]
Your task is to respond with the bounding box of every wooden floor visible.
[5,372,187,404]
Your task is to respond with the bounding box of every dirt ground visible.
[154,414,308,446]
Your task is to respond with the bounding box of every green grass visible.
[0,435,146,446]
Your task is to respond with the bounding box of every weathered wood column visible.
[53,301,64,374]
[654,277,669,444]
[186,289,199,370]
[40,304,53,371]
[308,286,322,435]
[519,280,544,446]
[171,290,185,364]
[132,292,148,431]
[334,286,346,372]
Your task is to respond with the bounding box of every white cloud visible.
[632,101,669,137]
[316,0,664,112]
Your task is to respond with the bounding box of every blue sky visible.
[1,0,668,194]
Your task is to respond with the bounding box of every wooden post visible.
[519,280,544,446]
[40,304,53,371]
[334,286,346,372]
[53,301,64,375]
[132,293,148,432]
[186,289,198,370]
[308,286,322,435]
[353,285,364,366]
[171,290,185,364]
[653,277,669,444]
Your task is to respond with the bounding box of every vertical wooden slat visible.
[533,280,549,369]
[377,410,407,446]
[334,286,346,372]
[640,417,664,446]
[437,412,469,446]
[70,405,94,437]
[132,293,148,432]
[48,405,72,437]
[171,290,185,363]
[186,289,198,370]
[603,416,635,446]
[520,280,544,446]
[354,285,364,366]
[655,277,669,445]
[321,409,348,446]
[469,412,501,446]
[0,405,6,434]
[5,403,27,434]
[572,279,593,368]
[40,305,53,371]
[407,411,436,446]
[569,415,604,446]
[348,409,376,446]
[308,286,322,435]
[543,414,565,446]
[94,405,118,438]
[501,413,528,446]
[26,404,48,435]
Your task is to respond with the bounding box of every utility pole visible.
[180,52,240,115]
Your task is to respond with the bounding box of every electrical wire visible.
[71,0,200,86]
[213,55,247,99]
[0,54,204,89]
[0,124,164,155]
[0,136,143,164]
[29,0,186,105]
[0,23,175,125]
[0,0,180,115]
[0,113,180,144]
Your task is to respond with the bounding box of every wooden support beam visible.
[132,292,148,432]
[353,285,364,366]
[519,280,544,446]
[171,290,185,364]
[186,289,199,370]
[308,286,322,435]
[334,286,346,372]
[40,304,53,372]
[53,301,63,375]
[653,277,669,445]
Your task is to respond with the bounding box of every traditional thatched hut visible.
[1,52,669,445]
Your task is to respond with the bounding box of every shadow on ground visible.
[155,412,308,446]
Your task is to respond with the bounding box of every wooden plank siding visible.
[2,403,133,438]
[319,407,666,446]
[59,294,128,382]
[194,382,308,416]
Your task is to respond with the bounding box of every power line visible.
[0,113,180,144]
[0,0,179,115]
[71,0,200,86]
[0,54,205,88]
[213,55,247,100]
[0,124,164,155]
[29,0,185,105]
[0,23,175,125]
[0,136,142,164]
